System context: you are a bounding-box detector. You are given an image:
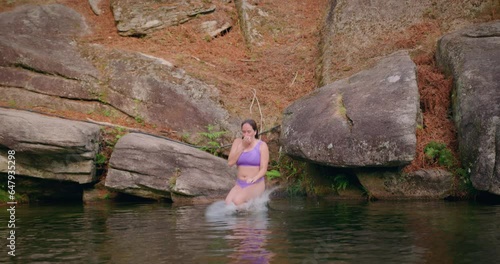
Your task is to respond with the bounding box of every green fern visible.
[333,174,349,192]
[198,125,227,156]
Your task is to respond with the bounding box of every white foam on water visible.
[205,200,238,219]
[205,187,279,220]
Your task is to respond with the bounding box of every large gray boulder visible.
[0,4,101,101]
[105,133,236,201]
[281,51,419,167]
[0,4,236,136]
[83,45,235,133]
[111,0,216,37]
[0,4,116,122]
[436,21,500,195]
[0,4,96,79]
[0,108,100,184]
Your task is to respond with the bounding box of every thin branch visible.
[239,59,260,62]
[191,56,216,67]
[86,118,137,131]
[290,71,298,87]
[250,89,264,131]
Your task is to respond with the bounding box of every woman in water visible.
[225,119,269,206]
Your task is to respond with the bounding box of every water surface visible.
[1,198,499,263]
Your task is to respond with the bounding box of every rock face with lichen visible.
[436,21,500,195]
[281,51,420,167]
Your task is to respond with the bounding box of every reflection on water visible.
[205,200,274,264]
[227,213,273,264]
[0,199,499,263]
[205,188,276,264]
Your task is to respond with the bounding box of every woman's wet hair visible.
[241,119,259,139]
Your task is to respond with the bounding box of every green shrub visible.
[267,155,308,196]
[424,141,456,169]
[424,141,477,198]
[95,153,107,165]
[265,169,281,180]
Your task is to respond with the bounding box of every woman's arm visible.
[227,138,245,167]
[249,141,269,183]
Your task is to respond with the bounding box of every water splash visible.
[205,187,279,219]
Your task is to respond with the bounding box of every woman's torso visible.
[237,140,261,180]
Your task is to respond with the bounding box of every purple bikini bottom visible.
[236,177,265,188]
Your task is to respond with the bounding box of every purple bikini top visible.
[236,140,261,167]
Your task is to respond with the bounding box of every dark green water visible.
[1,199,499,263]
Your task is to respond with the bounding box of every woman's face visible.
[241,123,255,138]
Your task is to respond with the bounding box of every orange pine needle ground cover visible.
[404,53,457,172]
